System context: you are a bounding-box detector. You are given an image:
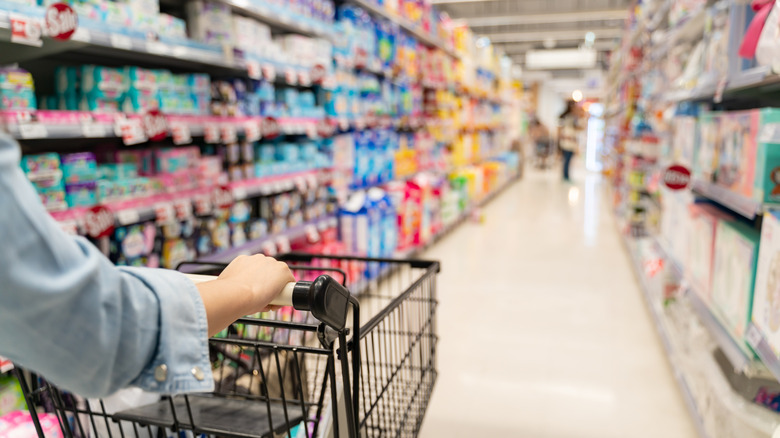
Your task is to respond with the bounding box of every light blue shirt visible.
[0,132,214,397]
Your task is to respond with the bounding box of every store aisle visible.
[418,169,697,438]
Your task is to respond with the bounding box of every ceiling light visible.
[572,90,584,102]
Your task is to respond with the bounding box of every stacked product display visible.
[606,1,780,436]
[0,0,522,422]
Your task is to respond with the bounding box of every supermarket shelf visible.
[346,0,459,59]
[48,169,330,233]
[687,289,769,378]
[3,111,325,142]
[665,66,780,103]
[216,0,334,40]
[690,180,775,220]
[231,169,327,201]
[0,9,243,74]
[620,234,711,438]
[747,323,780,385]
[198,215,338,263]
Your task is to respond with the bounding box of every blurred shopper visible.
[558,100,582,181]
[529,117,552,169]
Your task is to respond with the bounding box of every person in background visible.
[0,131,294,398]
[558,100,583,182]
[528,117,552,169]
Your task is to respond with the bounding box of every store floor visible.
[418,167,698,438]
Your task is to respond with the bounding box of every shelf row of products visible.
[621,231,780,438]
[607,1,780,436]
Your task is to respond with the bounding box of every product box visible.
[0,376,25,416]
[687,203,735,303]
[711,219,760,355]
[65,181,98,208]
[695,111,721,182]
[717,110,759,198]
[61,152,98,184]
[752,108,780,203]
[752,212,780,359]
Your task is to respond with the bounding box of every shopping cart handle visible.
[184,274,350,330]
[183,273,295,307]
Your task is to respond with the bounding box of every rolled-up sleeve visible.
[0,132,213,397]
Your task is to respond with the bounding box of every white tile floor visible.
[418,168,698,438]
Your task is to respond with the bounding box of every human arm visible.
[0,132,290,397]
[196,254,293,337]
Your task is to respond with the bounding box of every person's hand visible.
[217,254,295,314]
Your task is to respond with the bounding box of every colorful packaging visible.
[711,219,760,355]
[0,411,63,438]
[753,212,780,361]
[65,181,97,208]
[0,376,25,416]
[61,152,98,184]
[687,203,735,303]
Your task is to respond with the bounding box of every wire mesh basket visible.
[12,254,439,438]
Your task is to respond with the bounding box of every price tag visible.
[81,120,105,138]
[117,118,147,145]
[70,26,90,42]
[305,224,320,243]
[58,220,79,235]
[213,185,233,209]
[204,123,220,144]
[146,40,168,55]
[116,208,141,226]
[110,33,133,51]
[298,71,311,87]
[84,206,115,238]
[310,64,327,84]
[244,120,261,142]
[155,203,175,225]
[170,122,192,145]
[45,3,78,41]
[247,60,261,80]
[0,356,14,373]
[262,64,276,81]
[305,123,317,139]
[18,122,48,139]
[276,236,291,254]
[173,199,193,220]
[261,241,277,256]
[232,186,248,200]
[221,124,238,143]
[262,116,281,139]
[714,77,728,104]
[10,14,43,47]
[295,176,307,192]
[285,68,298,85]
[193,193,213,216]
[747,324,763,349]
[316,119,335,137]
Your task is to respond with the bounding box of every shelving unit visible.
[346,0,459,59]
[215,0,335,40]
[690,180,766,220]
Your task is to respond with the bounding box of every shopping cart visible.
[11,254,440,438]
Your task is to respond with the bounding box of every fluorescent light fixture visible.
[465,9,627,27]
[487,28,623,43]
[526,49,597,70]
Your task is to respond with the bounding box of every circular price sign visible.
[263,116,281,140]
[46,3,78,41]
[663,164,691,191]
[142,109,168,142]
[84,206,115,238]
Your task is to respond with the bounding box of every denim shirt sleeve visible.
[0,132,213,398]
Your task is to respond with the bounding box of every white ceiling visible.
[433,0,630,70]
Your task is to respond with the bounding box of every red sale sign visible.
[84,206,115,238]
[46,3,78,40]
[263,116,281,140]
[663,164,691,191]
[142,110,168,142]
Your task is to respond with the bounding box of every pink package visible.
[687,203,735,303]
[0,411,63,438]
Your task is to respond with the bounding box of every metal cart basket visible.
[12,254,439,438]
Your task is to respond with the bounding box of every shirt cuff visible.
[121,267,214,394]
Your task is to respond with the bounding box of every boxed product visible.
[687,203,735,303]
[752,108,780,203]
[711,219,760,355]
[0,375,25,416]
[185,0,233,46]
[694,111,720,182]
[0,411,63,438]
[753,212,780,358]
[61,152,98,184]
[0,67,36,110]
